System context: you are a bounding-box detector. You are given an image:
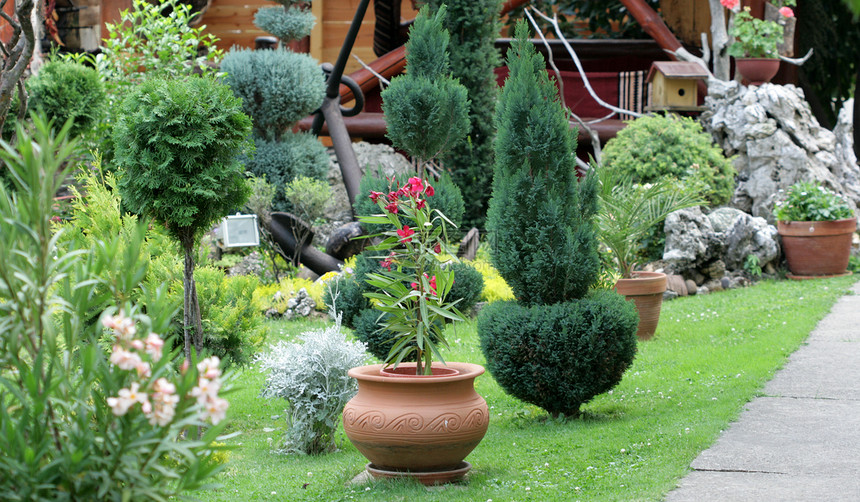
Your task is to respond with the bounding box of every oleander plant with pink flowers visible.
[359,176,465,375]
[0,117,230,499]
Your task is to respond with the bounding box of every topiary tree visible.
[600,113,736,207]
[221,0,328,235]
[380,4,470,178]
[25,59,106,138]
[423,0,501,230]
[113,76,253,359]
[478,22,638,418]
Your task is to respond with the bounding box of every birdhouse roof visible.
[646,61,709,83]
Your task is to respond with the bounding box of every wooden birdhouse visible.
[645,61,709,111]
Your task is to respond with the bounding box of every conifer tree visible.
[479,22,638,417]
[424,0,501,230]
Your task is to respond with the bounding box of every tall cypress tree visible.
[425,0,501,230]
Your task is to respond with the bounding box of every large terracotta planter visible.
[735,57,780,86]
[614,271,668,341]
[777,218,856,279]
[342,362,488,484]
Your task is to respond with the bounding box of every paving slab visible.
[666,471,860,502]
[667,281,860,501]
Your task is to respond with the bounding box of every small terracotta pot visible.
[614,271,668,341]
[735,57,780,86]
[777,218,856,278]
[342,362,488,480]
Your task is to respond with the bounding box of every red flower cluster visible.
[379,251,396,270]
[367,176,435,215]
[397,225,415,243]
[411,273,438,295]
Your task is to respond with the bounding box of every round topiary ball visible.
[446,261,484,313]
[26,59,106,137]
[478,290,639,417]
[601,113,736,206]
[253,6,316,42]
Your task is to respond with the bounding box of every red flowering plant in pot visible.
[773,180,856,279]
[723,0,796,85]
[340,6,487,484]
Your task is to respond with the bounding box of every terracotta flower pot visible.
[342,362,488,484]
[614,271,668,341]
[777,218,856,279]
[735,57,781,86]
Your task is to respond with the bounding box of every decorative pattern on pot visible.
[342,362,488,475]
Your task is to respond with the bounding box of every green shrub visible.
[425,0,501,230]
[446,261,484,312]
[284,175,332,223]
[478,292,639,417]
[479,23,638,417]
[323,251,380,327]
[192,267,266,368]
[601,113,736,206]
[26,59,105,137]
[254,6,315,41]
[243,133,330,213]
[352,308,398,361]
[353,168,465,235]
[221,48,325,139]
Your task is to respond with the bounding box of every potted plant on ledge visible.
[341,6,486,485]
[723,0,796,85]
[596,167,703,340]
[773,180,856,279]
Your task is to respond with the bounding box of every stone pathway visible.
[666,280,860,502]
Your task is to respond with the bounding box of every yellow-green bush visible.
[253,277,330,314]
[472,258,514,303]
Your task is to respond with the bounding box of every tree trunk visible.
[0,0,36,137]
[855,71,859,163]
[183,244,195,360]
[708,0,731,80]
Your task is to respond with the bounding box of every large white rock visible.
[700,82,860,223]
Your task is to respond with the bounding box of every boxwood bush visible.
[26,59,106,137]
[600,113,736,206]
[479,292,638,416]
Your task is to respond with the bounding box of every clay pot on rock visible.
[614,271,668,341]
[734,57,780,86]
[342,362,489,485]
[777,218,856,279]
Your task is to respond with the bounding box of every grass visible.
[199,276,856,502]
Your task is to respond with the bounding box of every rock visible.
[663,290,679,301]
[701,259,726,279]
[705,279,723,292]
[697,286,710,295]
[666,274,688,296]
[325,221,368,260]
[685,279,698,294]
[700,83,860,222]
[721,277,731,289]
[723,212,780,271]
[663,207,725,274]
[284,287,316,320]
[833,98,856,170]
[692,272,706,286]
[707,207,746,233]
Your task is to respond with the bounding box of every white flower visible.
[135,361,151,379]
[107,382,148,416]
[110,346,143,371]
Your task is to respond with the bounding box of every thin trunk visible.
[0,0,36,136]
[191,276,203,354]
[183,245,194,360]
[708,0,731,81]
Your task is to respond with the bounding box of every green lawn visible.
[199,276,856,502]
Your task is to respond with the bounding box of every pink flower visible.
[384,202,399,214]
[411,282,419,290]
[369,191,384,203]
[145,333,164,361]
[397,225,415,243]
[131,339,144,351]
[779,6,794,17]
[202,397,229,425]
[433,243,442,254]
[424,184,435,197]
[135,361,151,379]
[416,198,426,210]
[197,356,222,380]
[147,378,179,426]
[107,382,148,417]
[102,310,136,342]
[380,259,392,271]
[110,346,143,371]
[720,0,739,9]
[429,275,437,294]
[407,177,424,195]
[191,377,222,406]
